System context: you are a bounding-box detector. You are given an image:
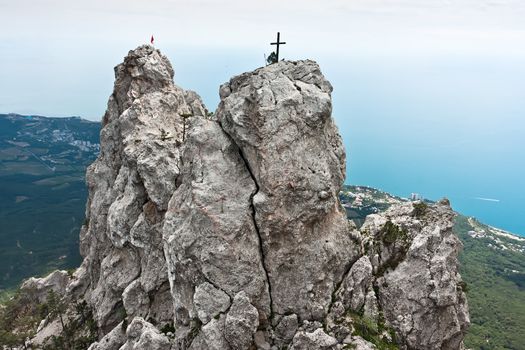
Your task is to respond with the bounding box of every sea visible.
[327,55,525,237]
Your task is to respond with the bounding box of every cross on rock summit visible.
[268,32,286,65]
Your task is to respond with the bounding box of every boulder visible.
[21,270,70,304]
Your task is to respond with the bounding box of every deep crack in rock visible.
[217,120,275,322]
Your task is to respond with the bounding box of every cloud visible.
[2,0,525,56]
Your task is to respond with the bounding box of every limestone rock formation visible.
[162,117,270,340]
[21,270,70,304]
[216,60,361,322]
[70,45,207,334]
[26,45,469,350]
[224,291,260,350]
[361,201,470,350]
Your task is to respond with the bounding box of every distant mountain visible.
[0,113,100,291]
[341,185,525,350]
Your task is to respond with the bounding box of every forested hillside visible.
[0,114,99,291]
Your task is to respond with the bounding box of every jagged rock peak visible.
[23,48,469,350]
[119,45,174,83]
[219,59,333,99]
[70,44,208,338]
[110,45,175,116]
[216,59,356,323]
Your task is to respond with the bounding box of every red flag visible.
[150,35,155,45]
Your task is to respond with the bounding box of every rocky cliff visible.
[25,45,469,350]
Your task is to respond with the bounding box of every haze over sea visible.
[1,0,524,236]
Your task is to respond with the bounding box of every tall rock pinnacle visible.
[216,60,359,321]
[27,46,468,350]
[71,45,207,333]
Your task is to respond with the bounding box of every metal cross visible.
[270,32,286,61]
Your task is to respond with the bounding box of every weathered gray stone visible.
[162,117,271,336]
[31,318,63,349]
[189,316,230,350]
[147,283,175,326]
[193,282,231,324]
[343,335,377,350]
[21,270,70,304]
[70,45,206,333]
[123,280,150,319]
[362,201,470,350]
[274,314,299,347]
[26,46,469,350]
[290,328,338,350]
[299,320,325,334]
[334,256,373,313]
[120,318,171,350]
[217,60,360,321]
[87,322,126,350]
[224,291,259,350]
[363,289,380,322]
[254,331,271,350]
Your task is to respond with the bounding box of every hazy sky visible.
[1,0,525,233]
[1,0,525,119]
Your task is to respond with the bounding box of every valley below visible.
[0,114,99,291]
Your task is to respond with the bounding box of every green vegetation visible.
[0,173,86,290]
[412,201,428,217]
[0,289,44,348]
[0,288,97,349]
[454,215,525,350]
[457,280,469,293]
[349,312,398,350]
[190,318,202,338]
[372,221,410,276]
[379,221,408,245]
[41,291,97,350]
[160,322,176,335]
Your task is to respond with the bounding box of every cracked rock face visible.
[217,60,361,322]
[162,117,271,341]
[161,60,361,346]
[120,318,172,350]
[30,46,469,350]
[224,291,260,350]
